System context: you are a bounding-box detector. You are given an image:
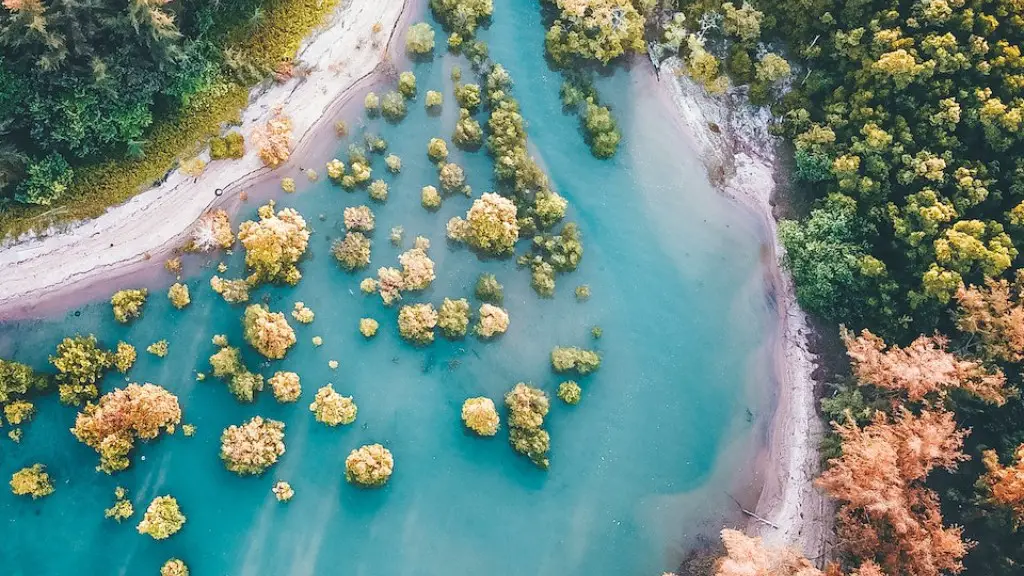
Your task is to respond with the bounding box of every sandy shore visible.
[0,0,409,320]
[655,57,833,560]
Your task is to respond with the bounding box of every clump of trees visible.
[399,72,417,99]
[105,487,134,521]
[333,232,372,271]
[462,397,500,436]
[427,138,449,163]
[483,63,584,293]
[0,359,48,428]
[439,298,471,338]
[422,185,442,210]
[273,481,294,502]
[475,304,509,339]
[269,371,301,403]
[447,193,520,255]
[211,276,250,304]
[188,210,235,252]
[398,303,438,345]
[544,0,647,66]
[160,559,189,576]
[475,274,503,304]
[309,384,357,426]
[252,109,293,168]
[398,241,436,290]
[209,342,264,402]
[360,318,379,338]
[505,383,551,468]
[238,201,310,286]
[168,283,190,309]
[147,340,169,357]
[406,22,436,55]
[453,109,483,149]
[111,289,148,324]
[210,132,245,160]
[345,444,394,487]
[49,335,112,405]
[430,0,492,38]
[291,302,314,324]
[72,383,181,473]
[551,346,601,374]
[10,464,54,499]
[381,92,407,122]
[243,304,296,360]
[220,416,286,475]
[113,342,136,373]
[137,495,185,540]
[344,205,375,232]
[557,381,581,405]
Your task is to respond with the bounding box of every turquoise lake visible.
[0,0,777,573]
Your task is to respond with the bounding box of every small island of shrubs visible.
[345,444,394,488]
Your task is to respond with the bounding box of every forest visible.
[0,0,338,236]
[663,0,1024,574]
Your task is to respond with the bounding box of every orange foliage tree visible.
[955,275,1024,363]
[712,529,885,576]
[71,383,181,473]
[982,445,1024,521]
[841,327,1009,406]
[815,409,972,576]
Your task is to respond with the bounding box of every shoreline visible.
[653,57,833,558]
[0,0,411,321]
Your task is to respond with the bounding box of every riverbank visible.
[0,0,410,320]
[654,57,833,560]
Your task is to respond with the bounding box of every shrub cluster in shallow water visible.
[72,383,181,473]
[398,303,438,345]
[160,559,189,576]
[345,444,394,487]
[238,201,310,286]
[269,371,301,403]
[168,283,190,309]
[447,193,519,256]
[462,397,500,436]
[50,334,113,405]
[551,346,601,375]
[475,304,509,339]
[220,416,286,475]
[439,298,471,339]
[243,304,296,360]
[10,464,54,499]
[137,495,185,540]
[309,384,358,426]
[505,383,550,468]
[111,288,147,324]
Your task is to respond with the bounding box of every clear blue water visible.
[0,1,775,574]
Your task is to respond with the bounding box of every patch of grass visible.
[0,0,341,240]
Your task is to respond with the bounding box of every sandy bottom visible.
[652,57,834,559]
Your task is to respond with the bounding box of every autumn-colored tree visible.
[714,529,887,576]
[816,409,971,576]
[842,327,1008,406]
[72,383,181,473]
[955,275,1024,363]
[714,528,822,576]
[982,445,1024,522]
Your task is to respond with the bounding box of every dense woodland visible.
[664,0,1024,574]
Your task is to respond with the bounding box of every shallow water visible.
[0,1,776,574]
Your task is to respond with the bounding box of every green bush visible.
[210,132,245,159]
[15,153,74,206]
